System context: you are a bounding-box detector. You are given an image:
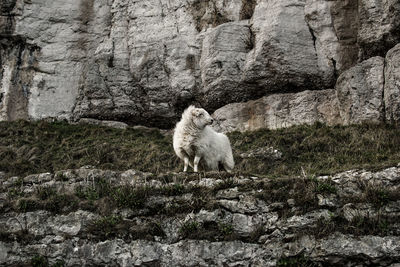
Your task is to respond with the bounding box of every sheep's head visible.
[191,107,214,129]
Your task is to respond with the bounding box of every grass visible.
[3,174,217,215]
[277,254,317,267]
[0,120,179,178]
[342,183,400,208]
[179,220,239,242]
[30,255,65,267]
[1,120,400,179]
[252,177,336,214]
[87,215,165,241]
[311,212,400,238]
[229,122,400,177]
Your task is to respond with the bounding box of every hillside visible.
[2,0,400,265]
[2,121,400,178]
[1,121,400,265]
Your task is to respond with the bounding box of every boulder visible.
[212,89,341,132]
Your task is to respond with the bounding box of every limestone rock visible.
[78,118,128,129]
[1,166,400,265]
[239,147,282,160]
[384,44,400,124]
[199,21,252,108]
[212,89,341,132]
[336,57,385,125]
[305,0,400,73]
[0,0,339,127]
[0,37,39,121]
[242,0,334,94]
[358,0,400,60]
[304,0,359,75]
[1,0,400,129]
[311,234,400,264]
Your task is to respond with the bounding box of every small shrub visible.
[45,194,71,213]
[161,184,185,196]
[7,178,25,199]
[7,188,25,199]
[18,199,40,212]
[31,255,48,267]
[54,172,69,181]
[91,215,122,239]
[311,212,398,238]
[52,260,65,267]
[179,221,200,237]
[218,223,233,236]
[277,254,316,267]
[366,187,390,208]
[111,186,148,209]
[147,222,165,238]
[37,186,56,200]
[315,180,337,194]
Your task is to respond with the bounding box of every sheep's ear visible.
[191,109,200,117]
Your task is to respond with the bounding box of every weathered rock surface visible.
[305,0,400,72]
[211,50,400,132]
[384,44,400,124]
[0,36,39,121]
[358,0,400,60]
[336,57,385,125]
[78,118,129,129]
[1,0,399,128]
[304,0,359,75]
[239,147,282,161]
[212,89,341,132]
[1,166,400,265]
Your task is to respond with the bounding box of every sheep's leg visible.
[223,151,235,173]
[223,162,233,173]
[193,155,201,172]
[183,157,189,172]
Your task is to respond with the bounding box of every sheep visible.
[173,105,234,172]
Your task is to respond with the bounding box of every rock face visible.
[336,57,385,125]
[1,166,400,265]
[304,0,359,75]
[358,0,400,60]
[384,44,400,124]
[1,0,399,128]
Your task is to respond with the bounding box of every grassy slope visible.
[1,120,400,178]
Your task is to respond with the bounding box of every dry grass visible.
[1,121,400,179]
[0,120,180,178]
[229,122,400,177]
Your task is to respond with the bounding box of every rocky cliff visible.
[1,167,400,266]
[1,0,399,129]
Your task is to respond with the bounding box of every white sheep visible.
[173,105,234,172]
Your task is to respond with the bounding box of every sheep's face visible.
[191,108,214,129]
